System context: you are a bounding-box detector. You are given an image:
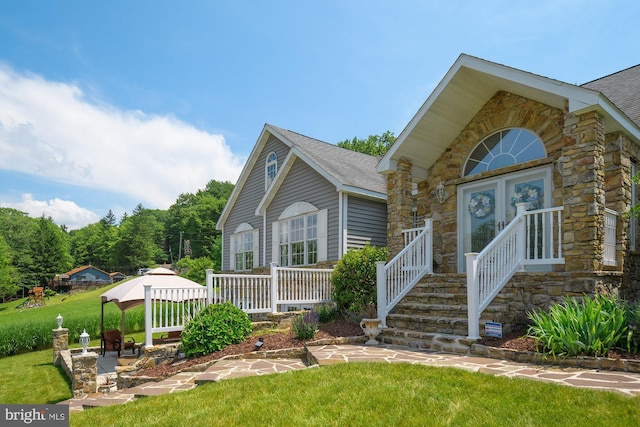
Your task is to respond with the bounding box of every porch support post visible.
[465,252,480,339]
[376,261,387,326]
[270,262,278,313]
[516,203,527,271]
[205,269,213,305]
[144,284,153,348]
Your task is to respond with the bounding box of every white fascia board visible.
[255,151,296,215]
[217,125,272,229]
[339,185,386,201]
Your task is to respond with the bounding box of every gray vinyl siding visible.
[222,136,289,270]
[266,158,340,263]
[347,196,387,247]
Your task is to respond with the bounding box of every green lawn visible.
[69,362,640,427]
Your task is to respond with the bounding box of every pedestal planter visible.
[360,318,382,345]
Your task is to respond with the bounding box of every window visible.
[265,152,277,189]
[463,128,546,176]
[231,224,258,271]
[273,203,326,266]
[278,213,317,266]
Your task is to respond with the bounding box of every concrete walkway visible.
[59,344,640,412]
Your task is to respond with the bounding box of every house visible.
[109,272,127,283]
[61,265,111,284]
[375,54,640,345]
[217,123,387,272]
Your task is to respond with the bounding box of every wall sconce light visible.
[56,313,63,330]
[79,329,90,354]
[436,182,446,204]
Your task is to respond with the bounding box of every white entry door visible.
[457,166,552,272]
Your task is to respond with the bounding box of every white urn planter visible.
[360,318,382,345]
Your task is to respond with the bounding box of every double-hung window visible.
[231,223,259,271]
[273,203,326,266]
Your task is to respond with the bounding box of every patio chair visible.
[153,330,182,345]
[101,329,136,357]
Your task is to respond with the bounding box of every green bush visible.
[181,302,252,357]
[330,244,387,314]
[527,294,630,357]
[316,303,337,323]
[293,311,319,340]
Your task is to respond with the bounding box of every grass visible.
[69,363,639,427]
[0,283,145,356]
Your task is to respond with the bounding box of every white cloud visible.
[3,193,99,230]
[0,65,245,209]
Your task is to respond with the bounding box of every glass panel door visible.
[460,183,499,260]
[457,166,552,272]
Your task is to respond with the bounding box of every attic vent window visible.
[464,128,545,176]
[266,152,278,189]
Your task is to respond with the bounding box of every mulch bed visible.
[137,321,639,378]
[136,319,363,378]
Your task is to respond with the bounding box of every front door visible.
[458,166,551,271]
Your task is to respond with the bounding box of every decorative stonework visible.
[71,352,98,396]
[386,157,414,258]
[52,328,68,366]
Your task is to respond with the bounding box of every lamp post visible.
[56,313,63,330]
[79,329,90,354]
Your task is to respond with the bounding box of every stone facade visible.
[52,328,68,366]
[71,352,98,396]
[385,90,640,324]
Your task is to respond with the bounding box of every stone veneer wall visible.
[386,90,639,302]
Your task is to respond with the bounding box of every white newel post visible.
[516,203,527,269]
[205,269,213,305]
[465,252,480,339]
[270,262,278,313]
[376,261,386,326]
[144,284,153,348]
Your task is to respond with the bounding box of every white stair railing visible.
[377,219,433,325]
[466,203,564,339]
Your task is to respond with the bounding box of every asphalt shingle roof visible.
[268,124,387,196]
[582,64,640,127]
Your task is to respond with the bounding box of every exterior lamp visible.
[56,313,63,330]
[79,329,90,354]
[436,182,446,204]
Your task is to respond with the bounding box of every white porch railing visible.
[210,263,333,314]
[143,284,211,348]
[465,203,564,339]
[377,219,433,326]
[604,208,618,266]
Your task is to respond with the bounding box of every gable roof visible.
[582,64,640,127]
[64,265,110,278]
[378,54,640,177]
[218,124,386,228]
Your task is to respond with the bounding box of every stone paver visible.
[59,344,640,412]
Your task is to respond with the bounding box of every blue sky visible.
[0,1,638,229]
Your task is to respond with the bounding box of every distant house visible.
[109,272,127,283]
[63,265,111,284]
[216,123,387,271]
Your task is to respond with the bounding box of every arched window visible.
[463,128,546,176]
[265,152,277,189]
[272,202,327,266]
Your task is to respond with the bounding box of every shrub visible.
[293,311,319,340]
[330,244,387,315]
[527,294,629,357]
[316,303,337,323]
[181,302,252,357]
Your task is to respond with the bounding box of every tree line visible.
[0,179,234,301]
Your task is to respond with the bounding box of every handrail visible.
[377,219,433,325]
[466,204,564,339]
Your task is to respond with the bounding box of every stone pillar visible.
[71,352,98,396]
[52,328,68,366]
[562,111,606,272]
[386,157,414,257]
